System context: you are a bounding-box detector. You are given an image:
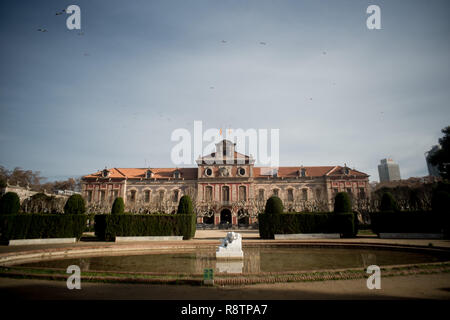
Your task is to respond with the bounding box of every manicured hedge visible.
[177,195,194,215]
[334,192,352,213]
[370,211,447,235]
[94,214,196,240]
[264,196,283,215]
[0,192,20,215]
[0,214,87,240]
[111,197,125,215]
[258,212,357,239]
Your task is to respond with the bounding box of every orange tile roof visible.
[253,166,368,178]
[83,165,368,180]
[83,168,198,180]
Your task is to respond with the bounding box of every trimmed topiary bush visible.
[432,190,450,214]
[370,211,443,235]
[264,196,284,215]
[380,192,399,212]
[0,192,20,215]
[258,212,356,239]
[431,187,450,238]
[64,194,86,215]
[94,214,196,240]
[111,197,125,215]
[334,192,352,213]
[177,195,194,215]
[0,214,87,240]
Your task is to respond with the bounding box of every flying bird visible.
[37,28,48,32]
[259,42,266,45]
[221,40,227,43]
[78,32,84,36]
[322,51,327,55]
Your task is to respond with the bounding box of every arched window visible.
[159,190,164,202]
[273,189,279,196]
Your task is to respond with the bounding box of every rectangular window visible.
[130,190,136,202]
[159,190,164,202]
[173,190,179,202]
[144,190,150,203]
[258,189,265,201]
[287,189,294,202]
[100,190,105,202]
[222,186,230,202]
[273,189,279,196]
[239,186,246,202]
[359,188,366,199]
[87,191,92,202]
[205,186,213,201]
[315,189,322,200]
[302,189,308,201]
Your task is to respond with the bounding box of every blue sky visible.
[0,0,449,182]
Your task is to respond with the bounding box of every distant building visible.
[0,184,38,203]
[82,139,370,224]
[378,158,401,182]
[425,145,441,177]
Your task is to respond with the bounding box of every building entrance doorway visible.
[220,209,232,224]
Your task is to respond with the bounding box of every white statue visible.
[216,232,244,259]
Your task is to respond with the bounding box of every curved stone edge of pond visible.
[1,262,449,286]
[1,240,449,267]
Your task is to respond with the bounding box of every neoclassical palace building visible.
[81,140,370,225]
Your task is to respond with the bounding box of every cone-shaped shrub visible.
[264,196,284,215]
[64,194,86,215]
[177,195,194,214]
[380,192,399,212]
[0,192,20,214]
[334,192,352,213]
[111,197,125,215]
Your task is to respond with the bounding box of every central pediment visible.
[196,140,254,165]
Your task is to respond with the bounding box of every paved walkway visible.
[1,273,449,299]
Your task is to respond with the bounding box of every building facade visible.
[425,145,441,177]
[378,158,401,182]
[81,140,370,225]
